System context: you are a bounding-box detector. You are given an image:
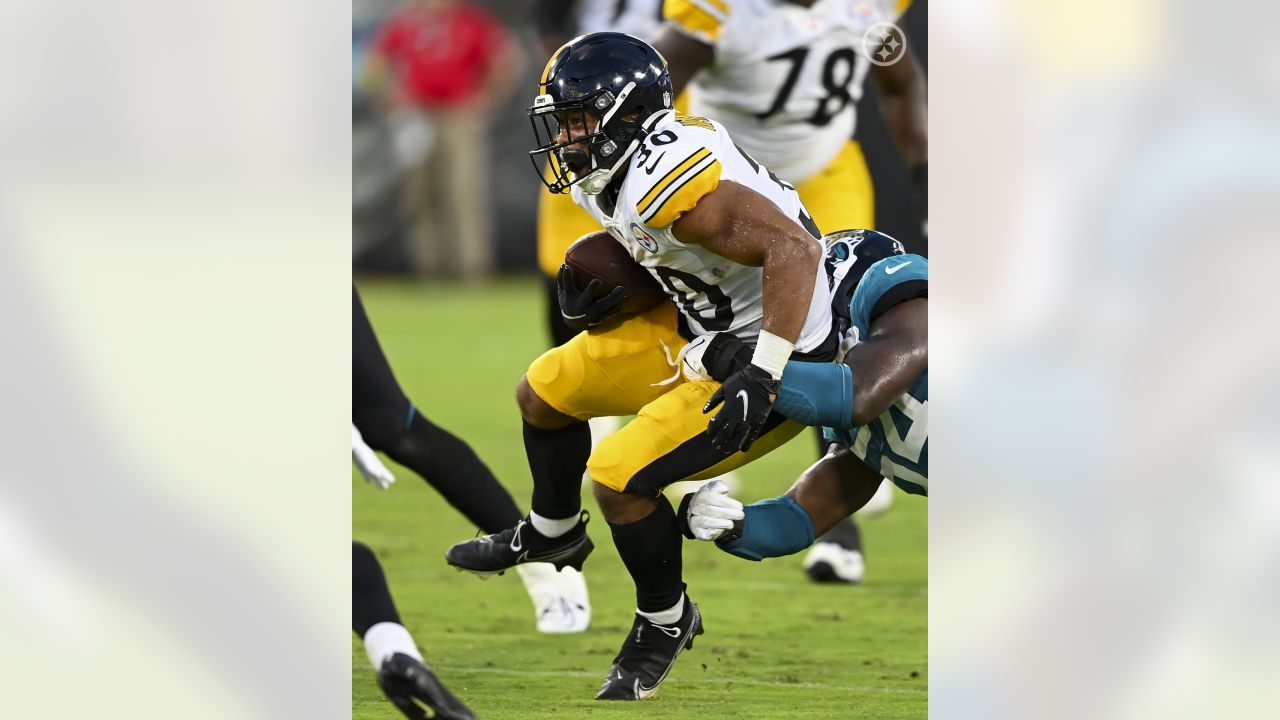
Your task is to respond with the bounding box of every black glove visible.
[910,163,927,239]
[557,264,627,333]
[703,364,781,453]
[699,333,754,382]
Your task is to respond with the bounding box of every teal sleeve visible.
[772,361,855,428]
[718,495,816,562]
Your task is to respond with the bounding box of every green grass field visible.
[353,277,927,719]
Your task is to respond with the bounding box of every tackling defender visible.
[679,229,927,559]
[446,32,837,700]
[652,0,928,582]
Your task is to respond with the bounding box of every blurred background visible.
[352,0,928,278]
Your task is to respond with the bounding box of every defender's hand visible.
[680,332,754,383]
[557,264,627,332]
[352,425,395,489]
[703,364,781,453]
[676,480,745,541]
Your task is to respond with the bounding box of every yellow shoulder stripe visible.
[895,0,913,16]
[637,147,712,216]
[664,0,728,43]
[646,160,722,228]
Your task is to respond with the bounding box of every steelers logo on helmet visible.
[527,32,674,196]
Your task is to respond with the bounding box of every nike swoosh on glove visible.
[703,364,781,453]
[557,264,627,333]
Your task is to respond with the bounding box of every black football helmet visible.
[823,229,908,320]
[529,32,673,195]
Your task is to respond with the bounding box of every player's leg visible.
[795,140,878,582]
[589,381,807,700]
[353,542,477,720]
[445,304,685,575]
[353,286,522,534]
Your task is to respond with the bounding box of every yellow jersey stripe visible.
[698,0,730,17]
[636,148,712,216]
[664,0,726,42]
[895,0,913,16]
[645,159,722,228]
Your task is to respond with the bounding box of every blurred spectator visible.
[363,0,521,278]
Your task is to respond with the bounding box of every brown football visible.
[563,230,666,316]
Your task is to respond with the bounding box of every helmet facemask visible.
[529,81,649,195]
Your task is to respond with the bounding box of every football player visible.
[678,230,927,560]
[354,285,590,633]
[651,0,927,582]
[354,541,479,720]
[446,33,837,700]
[533,0,667,348]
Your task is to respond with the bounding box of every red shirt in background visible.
[374,2,510,109]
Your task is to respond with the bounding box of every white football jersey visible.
[577,0,665,37]
[571,110,833,353]
[665,0,906,183]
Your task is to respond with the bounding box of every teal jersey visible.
[823,254,928,496]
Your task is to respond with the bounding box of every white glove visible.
[685,480,745,541]
[352,425,395,489]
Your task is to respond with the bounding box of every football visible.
[563,230,666,316]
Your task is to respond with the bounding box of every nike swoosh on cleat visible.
[656,625,681,638]
[885,261,911,274]
[736,389,749,421]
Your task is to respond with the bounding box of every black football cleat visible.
[445,512,594,576]
[377,652,479,720]
[595,595,704,701]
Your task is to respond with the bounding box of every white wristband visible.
[751,330,795,380]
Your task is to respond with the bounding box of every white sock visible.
[530,510,578,539]
[637,595,685,626]
[363,622,423,668]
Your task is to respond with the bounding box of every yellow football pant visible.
[525,303,805,495]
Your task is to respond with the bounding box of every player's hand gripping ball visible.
[560,231,666,331]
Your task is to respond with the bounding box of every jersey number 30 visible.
[653,266,734,331]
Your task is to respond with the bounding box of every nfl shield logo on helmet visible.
[631,223,659,253]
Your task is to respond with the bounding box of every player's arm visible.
[870,47,927,168]
[870,44,928,230]
[772,296,926,427]
[677,446,884,560]
[842,298,927,425]
[675,181,824,452]
[651,23,714,96]
[686,289,927,428]
[674,181,822,356]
